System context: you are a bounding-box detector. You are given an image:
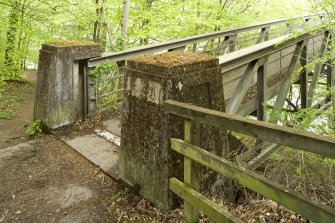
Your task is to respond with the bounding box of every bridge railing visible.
[88,14,324,67]
[164,99,335,223]
[219,28,331,117]
[85,14,325,114]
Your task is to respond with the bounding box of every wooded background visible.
[0,0,326,81]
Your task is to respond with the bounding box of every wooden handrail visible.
[169,178,243,223]
[164,100,335,158]
[170,138,335,223]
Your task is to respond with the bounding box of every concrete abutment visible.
[34,41,101,129]
[119,52,228,209]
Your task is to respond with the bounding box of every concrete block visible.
[119,52,227,209]
[34,41,101,129]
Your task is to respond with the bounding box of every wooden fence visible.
[164,99,335,223]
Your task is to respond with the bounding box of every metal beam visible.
[307,31,330,107]
[228,34,237,52]
[218,30,326,73]
[300,44,309,109]
[270,40,306,123]
[257,64,267,121]
[226,60,259,114]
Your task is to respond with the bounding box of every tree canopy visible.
[0,0,327,80]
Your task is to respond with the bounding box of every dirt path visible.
[0,135,183,223]
[0,72,183,222]
[0,71,36,149]
[0,72,184,223]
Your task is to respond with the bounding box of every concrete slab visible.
[61,134,119,179]
[103,119,121,137]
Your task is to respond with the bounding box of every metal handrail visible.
[88,14,325,68]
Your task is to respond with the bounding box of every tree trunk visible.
[18,0,27,70]
[4,1,19,79]
[121,0,130,50]
[93,0,100,43]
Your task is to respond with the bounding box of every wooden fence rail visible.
[164,100,335,223]
[164,100,335,158]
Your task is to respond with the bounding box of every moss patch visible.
[132,52,216,67]
[47,40,98,47]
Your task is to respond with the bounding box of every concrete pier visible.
[34,41,101,129]
[119,52,227,209]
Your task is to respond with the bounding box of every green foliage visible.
[110,187,129,202]
[25,119,43,138]
[0,0,313,82]
[13,92,25,102]
[0,81,14,120]
[268,79,335,136]
[91,63,122,110]
[0,79,5,98]
[90,63,114,79]
[266,148,335,208]
[0,111,14,120]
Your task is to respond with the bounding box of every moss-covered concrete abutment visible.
[119,51,228,210]
[34,41,101,129]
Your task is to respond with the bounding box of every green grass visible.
[14,93,26,102]
[0,80,31,121]
[0,111,15,120]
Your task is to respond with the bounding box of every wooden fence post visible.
[184,119,201,223]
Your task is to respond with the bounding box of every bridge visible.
[33,14,335,223]
[85,14,330,116]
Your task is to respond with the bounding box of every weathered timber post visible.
[34,41,101,129]
[119,52,227,209]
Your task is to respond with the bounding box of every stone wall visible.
[119,52,228,209]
